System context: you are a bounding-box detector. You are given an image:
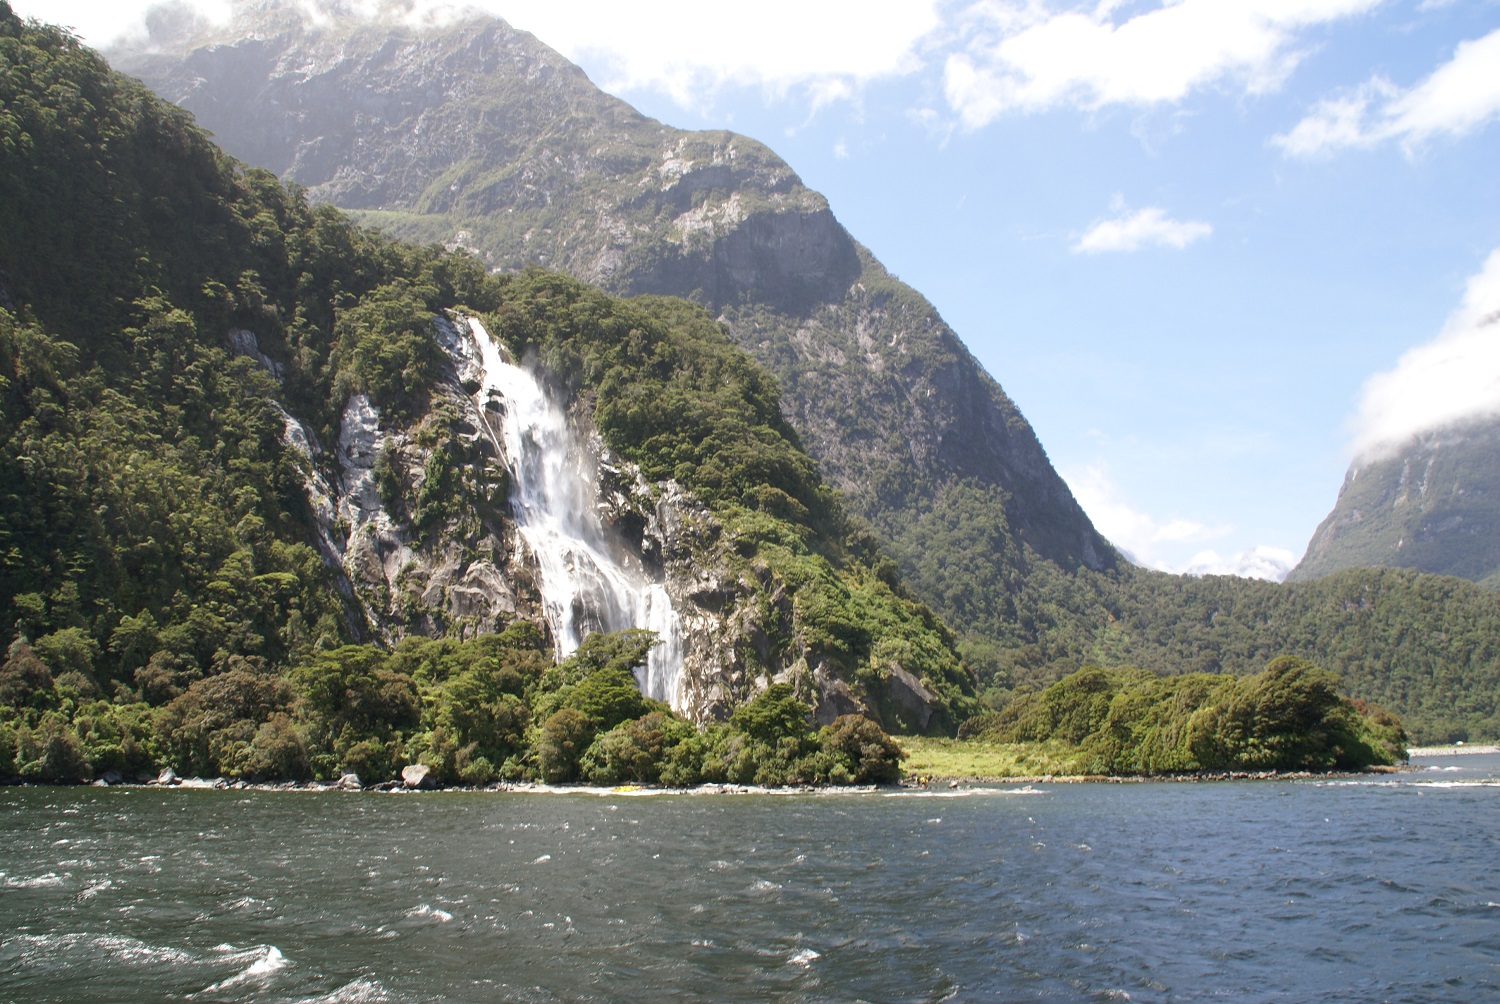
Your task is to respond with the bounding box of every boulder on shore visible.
[337,772,363,791]
[400,764,437,790]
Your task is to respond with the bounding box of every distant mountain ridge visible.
[1290,415,1500,588]
[112,2,1116,655]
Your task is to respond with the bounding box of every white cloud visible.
[28,0,942,112]
[1182,546,1297,580]
[1351,248,1500,460]
[489,0,942,112]
[12,0,231,45]
[20,0,479,47]
[1275,28,1500,156]
[1066,463,1291,580]
[1073,206,1211,254]
[1066,463,1228,559]
[33,0,1411,134]
[944,0,1383,129]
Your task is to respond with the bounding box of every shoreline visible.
[13,744,1491,794]
[1405,744,1500,756]
[1,765,1413,794]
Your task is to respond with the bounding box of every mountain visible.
[1289,416,1500,588]
[0,2,983,785]
[7,0,1500,794]
[111,2,1117,661]
[99,1,1500,744]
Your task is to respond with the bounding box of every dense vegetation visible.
[110,4,1500,745]
[964,563,1500,743]
[1,2,505,675]
[0,5,956,783]
[0,627,903,785]
[960,658,1406,774]
[2,5,1492,797]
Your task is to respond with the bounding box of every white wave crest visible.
[199,945,290,994]
[294,977,398,1004]
[4,871,68,888]
[404,903,455,923]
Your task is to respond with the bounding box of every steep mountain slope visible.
[0,0,975,764]
[102,2,1500,744]
[113,3,1116,657]
[1289,417,1500,588]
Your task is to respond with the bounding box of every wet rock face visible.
[622,206,862,317]
[264,319,533,644]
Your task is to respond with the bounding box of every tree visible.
[818,715,905,784]
[537,708,593,784]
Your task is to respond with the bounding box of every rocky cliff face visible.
[1289,417,1500,588]
[115,2,1115,650]
[245,309,949,726]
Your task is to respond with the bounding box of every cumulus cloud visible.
[1275,28,1500,156]
[14,0,230,45]
[30,0,1412,131]
[943,0,1383,129]
[37,0,941,110]
[1073,205,1211,254]
[30,0,481,48]
[1351,248,1500,460]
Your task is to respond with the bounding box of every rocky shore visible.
[2,761,1422,793]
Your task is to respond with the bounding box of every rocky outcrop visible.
[400,763,436,789]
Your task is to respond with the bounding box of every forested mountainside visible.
[1289,416,1500,589]
[113,1,1118,662]
[0,3,981,783]
[108,2,1500,743]
[2,1,1500,759]
[997,564,1500,743]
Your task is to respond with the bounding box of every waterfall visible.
[466,318,685,709]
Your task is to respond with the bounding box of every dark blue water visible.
[2,755,1498,1003]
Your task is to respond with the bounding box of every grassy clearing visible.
[897,737,1083,781]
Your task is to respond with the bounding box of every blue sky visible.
[24,0,1500,579]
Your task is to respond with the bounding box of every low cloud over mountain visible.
[1352,247,1500,461]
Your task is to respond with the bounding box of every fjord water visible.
[3,756,1497,1003]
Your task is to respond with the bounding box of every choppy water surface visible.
[2,755,1497,1003]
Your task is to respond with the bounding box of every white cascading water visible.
[466,318,684,709]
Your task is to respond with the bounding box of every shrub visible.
[818,714,905,784]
